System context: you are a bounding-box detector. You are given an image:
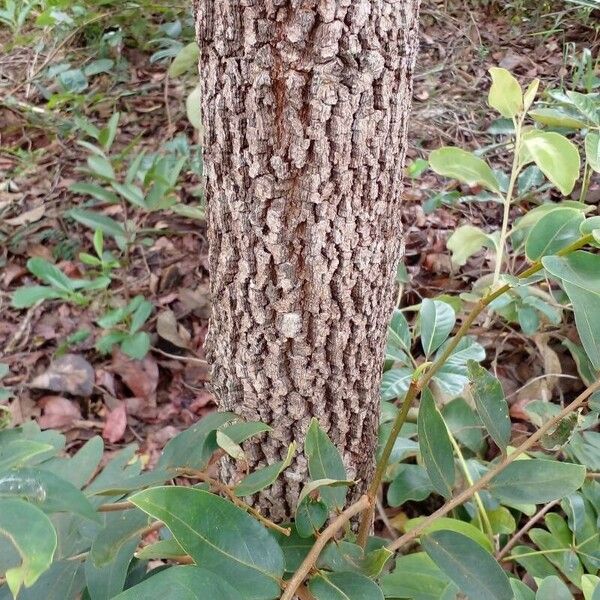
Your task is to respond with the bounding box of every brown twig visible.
[386,379,600,553]
[97,500,135,512]
[496,500,560,561]
[281,495,370,600]
[175,468,291,537]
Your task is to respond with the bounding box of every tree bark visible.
[194,0,420,521]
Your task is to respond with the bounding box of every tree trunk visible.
[194,0,420,521]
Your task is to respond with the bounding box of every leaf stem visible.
[281,495,370,600]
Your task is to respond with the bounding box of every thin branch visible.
[98,501,135,512]
[281,495,370,600]
[175,468,291,537]
[386,379,600,553]
[496,500,560,561]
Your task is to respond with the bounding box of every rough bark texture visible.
[194,0,420,521]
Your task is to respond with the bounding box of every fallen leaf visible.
[5,204,45,226]
[38,395,82,429]
[103,402,127,443]
[111,351,158,403]
[156,309,190,348]
[30,354,95,396]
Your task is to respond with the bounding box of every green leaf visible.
[112,183,146,209]
[540,413,579,450]
[96,332,127,355]
[488,67,523,118]
[113,566,239,600]
[27,257,72,292]
[429,147,500,193]
[87,154,115,180]
[525,208,584,260]
[488,459,586,504]
[297,478,353,508]
[422,530,512,600]
[305,418,347,510]
[308,571,384,600]
[566,90,600,125]
[543,251,600,369]
[380,368,412,401]
[442,397,485,453]
[134,538,185,560]
[273,526,313,572]
[130,487,284,599]
[11,286,63,308]
[68,209,127,249]
[219,422,271,444]
[381,553,450,600]
[404,516,493,552]
[295,498,328,538]
[0,499,57,598]
[387,309,411,354]
[433,336,486,397]
[168,42,199,77]
[234,442,296,496]
[69,182,119,203]
[0,467,98,521]
[216,431,245,461]
[522,130,581,196]
[467,361,511,451]
[0,440,54,471]
[387,464,434,507]
[510,579,536,600]
[85,537,137,600]
[158,411,237,471]
[562,340,597,386]
[120,332,150,360]
[585,132,600,174]
[129,299,153,334]
[530,108,591,129]
[420,299,456,357]
[98,112,120,152]
[447,225,493,267]
[535,576,574,600]
[523,78,540,112]
[417,390,455,498]
[186,85,202,129]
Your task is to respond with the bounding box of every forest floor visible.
[0,0,599,469]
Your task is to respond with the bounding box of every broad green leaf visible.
[130,299,153,334]
[447,225,493,267]
[540,413,579,450]
[563,340,597,386]
[135,538,185,560]
[581,574,600,600]
[87,154,115,180]
[90,509,149,567]
[308,571,384,600]
[566,90,600,125]
[530,108,590,129]
[305,418,347,510]
[543,252,600,369]
[219,422,271,444]
[158,411,237,471]
[586,132,600,174]
[442,397,485,453]
[429,147,500,193]
[168,42,199,77]
[523,78,540,111]
[522,130,580,196]
[297,478,353,508]
[488,67,523,118]
[85,537,137,600]
[70,182,119,203]
[535,576,574,600]
[420,299,456,357]
[41,436,103,489]
[467,361,511,451]
[433,336,486,396]
[417,390,455,498]
[381,553,450,600]
[0,440,54,471]
[387,309,411,354]
[11,286,63,308]
[404,516,493,552]
[511,545,559,580]
[380,367,412,401]
[27,258,72,292]
[98,112,120,152]
[295,498,328,538]
[387,464,434,507]
[121,332,150,359]
[68,209,127,249]
[528,529,582,587]
[488,459,586,504]
[0,467,98,522]
[186,85,202,130]
[273,526,313,572]
[510,579,536,600]
[422,530,512,600]
[525,208,584,260]
[113,566,239,600]
[216,431,245,461]
[487,507,516,534]
[130,487,284,599]
[0,499,57,598]
[112,183,146,209]
[234,442,296,496]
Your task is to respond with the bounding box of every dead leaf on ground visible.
[30,354,95,396]
[38,395,82,429]
[111,351,159,404]
[103,402,127,443]
[156,309,190,348]
[5,204,45,226]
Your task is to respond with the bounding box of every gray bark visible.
[194,0,421,521]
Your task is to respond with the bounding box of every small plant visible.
[78,229,121,277]
[11,257,110,308]
[96,295,153,359]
